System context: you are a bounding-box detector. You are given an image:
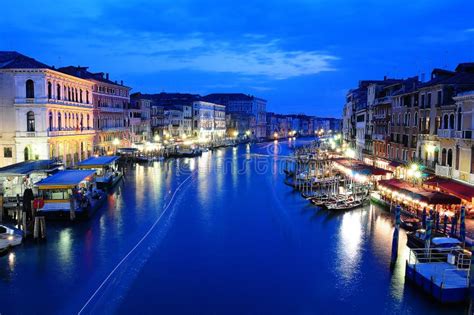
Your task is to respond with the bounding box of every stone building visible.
[0,52,95,167]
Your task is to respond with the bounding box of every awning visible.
[0,160,61,176]
[388,161,404,168]
[379,179,461,205]
[424,176,474,202]
[36,170,96,189]
[333,158,392,176]
[77,156,119,168]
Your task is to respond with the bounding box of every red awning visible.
[424,176,474,202]
[379,179,461,205]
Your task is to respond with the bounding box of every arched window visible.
[86,114,90,129]
[47,81,52,99]
[80,89,83,103]
[407,113,411,126]
[49,111,53,131]
[447,149,453,167]
[75,88,78,102]
[449,114,455,129]
[26,79,34,98]
[64,86,67,100]
[57,84,61,100]
[442,115,447,129]
[441,148,447,166]
[80,114,84,130]
[68,87,71,101]
[27,111,35,132]
[414,112,418,126]
[457,108,462,131]
[58,112,62,130]
[76,113,79,129]
[86,91,89,104]
[24,147,29,161]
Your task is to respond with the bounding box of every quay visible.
[286,136,474,305]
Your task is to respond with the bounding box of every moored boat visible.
[35,170,106,220]
[0,224,23,254]
[76,156,123,189]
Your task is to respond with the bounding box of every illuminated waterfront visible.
[0,140,466,314]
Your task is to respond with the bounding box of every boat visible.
[0,224,23,254]
[76,156,123,189]
[35,170,106,220]
[400,217,421,231]
[326,199,364,211]
[406,229,448,248]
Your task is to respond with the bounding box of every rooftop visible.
[0,51,51,70]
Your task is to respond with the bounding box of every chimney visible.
[106,73,109,80]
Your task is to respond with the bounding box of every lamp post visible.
[112,138,120,155]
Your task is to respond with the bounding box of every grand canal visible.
[0,140,467,314]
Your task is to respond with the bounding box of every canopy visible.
[424,176,474,203]
[36,170,95,189]
[0,160,60,176]
[77,156,119,168]
[378,179,461,205]
[333,158,392,176]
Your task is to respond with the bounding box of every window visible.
[437,91,442,105]
[449,114,455,129]
[3,147,12,158]
[427,93,432,106]
[27,111,35,132]
[447,149,453,167]
[58,113,62,130]
[456,145,460,170]
[421,94,425,107]
[26,79,34,98]
[57,84,61,100]
[86,91,89,104]
[47,81,52,99]
[457,108,462,131]
[414,112,418,126]
[49,112,53,131]
[80,89,83,103]
[471,147,474,174]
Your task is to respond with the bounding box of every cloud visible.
[44,31,338,80]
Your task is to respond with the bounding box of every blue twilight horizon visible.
[1,0,474,118]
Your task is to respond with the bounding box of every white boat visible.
[0,224,23,253]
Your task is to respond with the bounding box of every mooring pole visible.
[390,205,401,268]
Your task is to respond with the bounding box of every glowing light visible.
[233,130,239,138]
[112,138,120,146]
[245,130,251,136]
[154,134,160,142]
[345,148,356,159]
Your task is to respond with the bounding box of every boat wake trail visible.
[77,171,196,315]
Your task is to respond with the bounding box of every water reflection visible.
[336,210,364,283]
[8,252,15,272]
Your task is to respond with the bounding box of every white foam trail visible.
[78,171,195,315]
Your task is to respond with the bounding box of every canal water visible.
[0,140,467,314]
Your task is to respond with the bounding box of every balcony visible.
[374,96,392,105]
[99,106,124,113]
[48,129,95,137]
[437,129,455,139]
[435,164,452,178]
[15,97,93,108]
[16,131,48,137]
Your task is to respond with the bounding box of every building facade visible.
[0,52,96,167]
[58,66,131,154]
[203,93,267,139]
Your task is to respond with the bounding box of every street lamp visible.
[154,134,160,142]
[112,138,120,155]
[233,130,239,138]
[273,132,278,140]
[245,130,251,137]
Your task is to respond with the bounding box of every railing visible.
[437,129,455,138]
[408,248,471,287]
[48,129,95,137]
[435,164,452,177]
[15,97,93,108]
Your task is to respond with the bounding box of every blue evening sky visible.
[1,0,474,117]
